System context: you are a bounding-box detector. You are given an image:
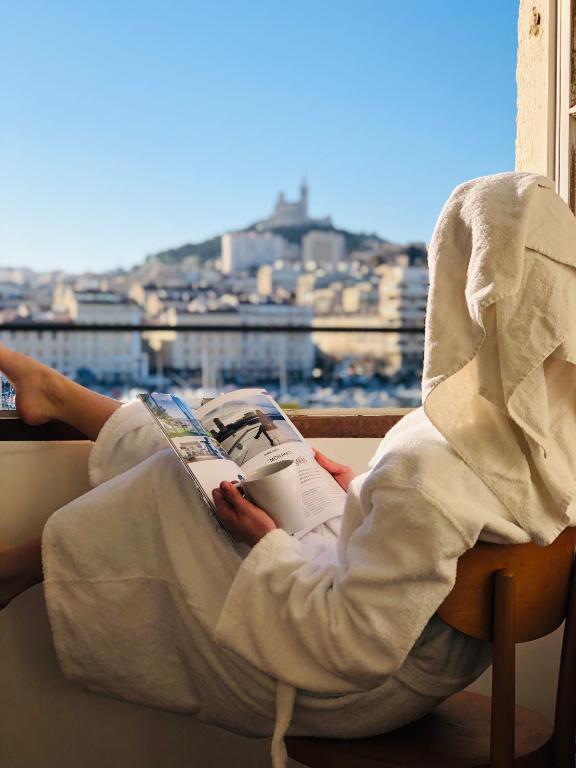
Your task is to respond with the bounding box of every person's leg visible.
[0,537,42,609]
[0,343,120,440]
[0,344,121,608]
[31,449,277,733]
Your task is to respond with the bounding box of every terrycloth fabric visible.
[43,402,492,768]
[423,172,576,544]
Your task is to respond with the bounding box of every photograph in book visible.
[200,393,300,466]
[171,435,228,463]
[144,392,209,439]
[142,392,226,462]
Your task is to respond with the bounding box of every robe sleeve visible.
[214,483,476,694]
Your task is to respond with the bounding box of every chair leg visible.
[552,559,576,768]
[490,570,516,768]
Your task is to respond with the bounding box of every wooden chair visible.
[286,526,576,768]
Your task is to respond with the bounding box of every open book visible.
[138,389,346,538]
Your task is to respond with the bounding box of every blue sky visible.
[1,1,518,273]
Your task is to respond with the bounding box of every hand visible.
[212,481,277,547]
[313,450,356,491]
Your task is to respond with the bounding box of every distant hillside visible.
[145,223,427,266]
[146,235,222,265]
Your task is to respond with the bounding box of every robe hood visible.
[422,171,576,545]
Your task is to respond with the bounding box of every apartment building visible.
[221,231,286,274]
[0,291,149,383]
[377,265,429,327]
[167,304,314,384]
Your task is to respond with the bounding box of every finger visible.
[221,481,256,513]
[314,451,346,473]
[212,489,239,520]
[221,481,273,520]
[230,479,247,496]
[212,488,224,505]
[213,487,233,510]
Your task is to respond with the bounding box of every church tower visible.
[258,179,319,230]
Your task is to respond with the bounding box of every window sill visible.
[0,408,412,441]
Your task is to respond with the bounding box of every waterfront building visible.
[0,290,149,383]
[71,291,149,381]
[307,265,428,375]
[312,314,423,377]
[167,304,314,386]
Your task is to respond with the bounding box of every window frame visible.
[556,0,576,209]
[516,0,576,212]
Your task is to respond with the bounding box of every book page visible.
[196,389,345,536]
[139,393,243,508]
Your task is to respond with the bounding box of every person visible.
[2,172,576,768]
[253,409,276,447]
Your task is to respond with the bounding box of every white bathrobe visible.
[43,403,492,742]
[41,172,576,766]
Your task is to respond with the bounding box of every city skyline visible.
[2,2,518,272]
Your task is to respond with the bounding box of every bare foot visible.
[0,543,39,610]
[0,343,69,425]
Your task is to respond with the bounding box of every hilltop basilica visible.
[256,179,332,231]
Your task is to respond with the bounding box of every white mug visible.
[241,459,305,535]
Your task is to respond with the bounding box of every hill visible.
[145,224,427,266]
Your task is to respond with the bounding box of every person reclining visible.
[2,172,576,768]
